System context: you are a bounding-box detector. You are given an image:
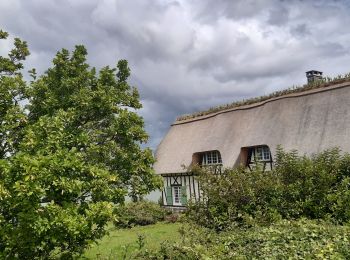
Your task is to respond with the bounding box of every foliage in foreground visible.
[113,201,171,228]
[0,30,162,259]
[135,220,350,259]
[89,148,350,259]
[82,222,181,260]
[187,147,350,231]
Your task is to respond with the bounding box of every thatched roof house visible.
[155,72,350,209]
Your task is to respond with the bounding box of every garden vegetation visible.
[134,147,350,259]
[2,28,350,259]
[113,201,171,228]
[188,147,350,229]
[0,30,161,259]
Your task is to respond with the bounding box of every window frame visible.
[172,185,182,206]
[253,146,271,162]
[201,150,222,166]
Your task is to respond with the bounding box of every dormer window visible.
[254,146,271,162]
[192,150,223,174]
[240,145,273,171]
[202,150,222,165]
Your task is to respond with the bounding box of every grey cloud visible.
[267,4,290,26]
[318,42,347,57]
[290,24,310,38]
[90,0,195,63]
[191,0,270,23]
[1,0,350,150]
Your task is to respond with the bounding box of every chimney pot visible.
[306,70,323,84]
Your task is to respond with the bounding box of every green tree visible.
[0,30,29,159]
[0,31,161,259]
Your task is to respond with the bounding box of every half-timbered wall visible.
[161,173,201,207]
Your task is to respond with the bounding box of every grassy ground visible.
[81,222,181,259]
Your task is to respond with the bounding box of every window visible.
[254,146,271,161]
[164,185,187,206]
[165,185,187,206]
[202,150,222,165]
[172,186,181,205]
[240,145,272,171]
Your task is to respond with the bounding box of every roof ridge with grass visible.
[175,72,350,124]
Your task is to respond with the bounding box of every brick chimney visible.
[306,70,323,84]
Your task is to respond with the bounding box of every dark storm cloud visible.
[290,24,310,38]
[267,4,289,26]
[1,0,350,150]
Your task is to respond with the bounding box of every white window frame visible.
[172,186,182,206]
[254,146,271,162]
[202,150,222,165]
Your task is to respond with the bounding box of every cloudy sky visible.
[1,0,350,150]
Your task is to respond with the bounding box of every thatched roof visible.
[154,81,350,174]
[176,74,350,121]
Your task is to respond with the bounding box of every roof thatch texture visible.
[154,81,350,174]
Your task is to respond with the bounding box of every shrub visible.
[186,165,283,230]
[134,219,350,259]
[186,147,350,230]
[275,147,350,220]
[327,177,350,223]
[113,201,170,228]
[131,148,350,259]
[165,213,181,223]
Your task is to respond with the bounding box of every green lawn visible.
[81,222,181,259]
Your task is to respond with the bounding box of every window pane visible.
[212,151,218,164]
[255,147,263,161]
[202,153,207,165]
[263,147,270,160]
[173,186,181,204]
[201,151,222,165]
[207,152,212,164]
